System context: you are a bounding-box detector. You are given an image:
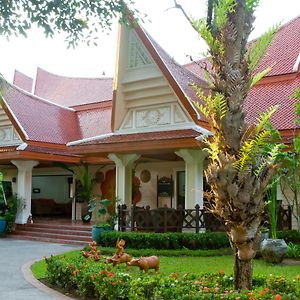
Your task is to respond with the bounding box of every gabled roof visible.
[131,22,209,124]
[0,79,81,144]
[13,70,33,93]
[34,67,113,108]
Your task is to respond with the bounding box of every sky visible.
[0,0,300,82]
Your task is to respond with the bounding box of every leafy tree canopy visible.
[0,0,137,47]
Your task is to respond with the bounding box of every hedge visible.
[99,230,300,251]
[99,231,230,250]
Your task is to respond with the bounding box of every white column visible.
[11,160,39,224]
[175,149,205,209]
[108,154,140,206]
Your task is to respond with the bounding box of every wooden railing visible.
[117,204,292,233]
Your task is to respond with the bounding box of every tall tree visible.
[0,0,135,47]
[176,0,282,290]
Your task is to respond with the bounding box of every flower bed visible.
[45,254,300,300]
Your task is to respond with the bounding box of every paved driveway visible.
[0,238,80,300]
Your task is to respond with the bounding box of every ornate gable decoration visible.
[120,103,192,133]
[128,31,154,69]
[0,108,22,146]
[0,125,22,146]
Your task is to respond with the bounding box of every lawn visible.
[31,248,300,281]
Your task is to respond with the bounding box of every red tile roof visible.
[72,129,201,146]
[0,79,82,144]
[185,16,300,79]
[255,16,300,77]
[34,68,113,107]
[77,105,112,139]
[13,70,33,93]
[245,75,299,131]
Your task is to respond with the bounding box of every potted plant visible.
[261,179,288,263]
[87,198,114,244]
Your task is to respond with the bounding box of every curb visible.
[22,259,75,300]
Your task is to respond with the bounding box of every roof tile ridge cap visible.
[37,66,113,81]
[5,79,76,112]
[72,99,113,109]
[67,132,114,146]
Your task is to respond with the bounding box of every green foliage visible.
[192,18,224,55]
[246,0,260,12]
[266,179,278,239]
[246,25,278,71]
[286,242,300,259]
[88,198,114,226]
[250,67,271,88]
[214,0,237,30]
[234,107,282,175]
[277,230,300,244]
[0,0,137,47]
[44,253,300,299]
[99,231,230,250]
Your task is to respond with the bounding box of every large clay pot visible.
[261,238,288,263]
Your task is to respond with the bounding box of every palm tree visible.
[177,0,282,289]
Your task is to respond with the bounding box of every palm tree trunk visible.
[233,245,253,290]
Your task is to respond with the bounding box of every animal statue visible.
[82,241,101,261]
[127,256,159,272]
[116,238,125,255]
[106,252,132,266]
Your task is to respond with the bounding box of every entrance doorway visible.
[31,175,73,218]
[176,171,185,209]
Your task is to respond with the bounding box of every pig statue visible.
[106,252,131,266]
[127,256,159,272]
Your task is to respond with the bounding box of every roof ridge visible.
[2,77,76,112]
[37,67,113,81]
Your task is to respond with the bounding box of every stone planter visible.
[261,238,288,263]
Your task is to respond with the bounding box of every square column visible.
[175,149,206,209]
[11,160,39,224]
[108,154,140,206]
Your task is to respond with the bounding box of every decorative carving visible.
[119,104,191,132]
[136,106,170,128]
[128,32,153,69]
[0,125,21,146]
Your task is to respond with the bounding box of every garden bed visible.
[31,246,300,300]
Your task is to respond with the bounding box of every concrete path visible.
[0,238,80,300]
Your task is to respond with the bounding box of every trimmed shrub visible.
[100,231,230,250]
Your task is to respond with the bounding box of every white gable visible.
[113,26,195,133]
[0,107,22,146]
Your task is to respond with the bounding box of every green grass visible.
[31,248,300,281]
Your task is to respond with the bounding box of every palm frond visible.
[255,105,278,134]
[250,67,271,88]
[245,25,278,71]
